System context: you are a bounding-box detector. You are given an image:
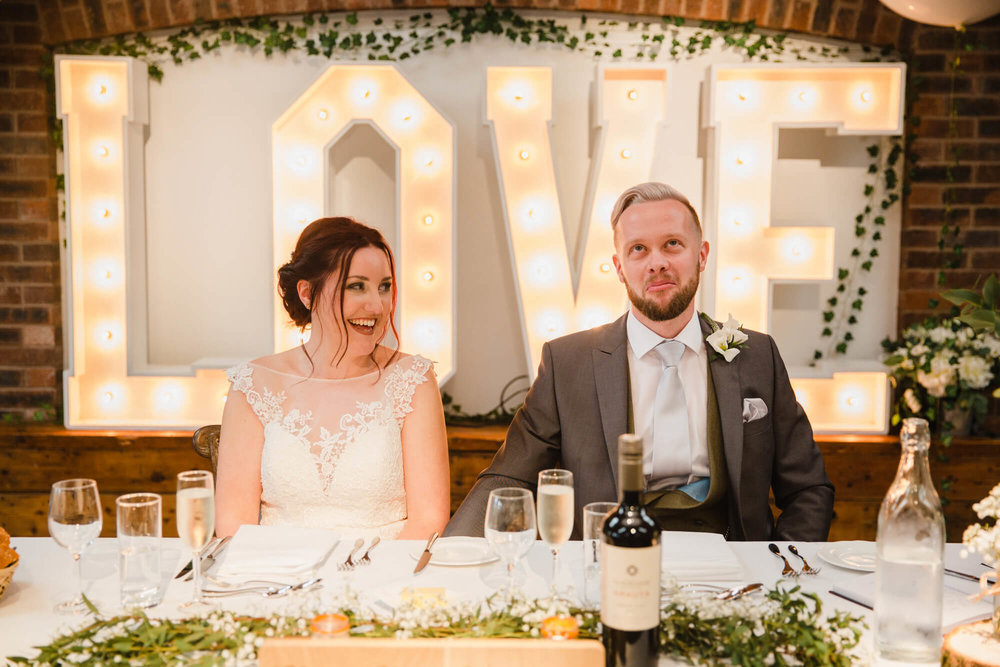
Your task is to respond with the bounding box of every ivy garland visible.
[813,138,902,362]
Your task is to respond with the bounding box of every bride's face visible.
[316,246,394,358]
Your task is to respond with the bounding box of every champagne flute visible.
[537,469,574,601]
[176,470,215,612]
[484,488,536,607]
[48,478,103,614]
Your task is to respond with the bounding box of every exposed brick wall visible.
[33,0,913,47]
[900,20,1000,331]
[1,0,998,424]
[0,1,61,421]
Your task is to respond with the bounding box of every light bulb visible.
[423,215,434,226]
[103,391,114,403]
[519,149,530,161]
[859,89,872,103]
[422,271,434,282]
[97,145,110,158]
[599,263,612,273]
[317,108,329,121]
[626,89,638,101]
[620,149,632,160]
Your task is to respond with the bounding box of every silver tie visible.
[650,339,690,485]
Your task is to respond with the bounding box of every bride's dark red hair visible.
[277,217,399,368]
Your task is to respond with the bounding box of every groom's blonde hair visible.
[610,182,702,239]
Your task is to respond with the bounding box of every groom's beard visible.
[624,270,700,322]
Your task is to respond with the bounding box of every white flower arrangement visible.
[882,317,1000,435]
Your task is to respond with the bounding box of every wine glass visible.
[537,469,574,602]
[484,488,536,607]
[48,478,103,614]
[176,470,215,612]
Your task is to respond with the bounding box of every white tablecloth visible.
[1,537,992,664]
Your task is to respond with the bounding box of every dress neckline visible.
[247,360,389,383]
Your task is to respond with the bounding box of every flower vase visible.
[942,406,973,438]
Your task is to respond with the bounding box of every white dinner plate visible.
[816,541,877,572]
[409,537,499,567]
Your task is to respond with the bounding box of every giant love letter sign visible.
[705,64,905,432]
[272,65,456,381]
[486,66,667,377]
[59,56,230,427]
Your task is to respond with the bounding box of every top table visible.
[1,537,992,664]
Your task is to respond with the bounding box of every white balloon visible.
[879,0,1000,27]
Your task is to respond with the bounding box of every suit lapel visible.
[700,315,744,506]
[593,314,629,493]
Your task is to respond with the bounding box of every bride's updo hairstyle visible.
[277,217,399,364]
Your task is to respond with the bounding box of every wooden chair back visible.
[191,424,221,477]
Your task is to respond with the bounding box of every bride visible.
[215,217,450,539]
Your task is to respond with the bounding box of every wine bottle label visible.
[600,542,661,631]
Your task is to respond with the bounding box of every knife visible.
[945,567,997,584]
[182,535,232,581]
[829,587,873,610]
[413,531,439,574]
[714,582,762,600]
[175,537,219,579]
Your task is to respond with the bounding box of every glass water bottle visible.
[873,417,945,662]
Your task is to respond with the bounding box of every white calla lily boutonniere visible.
[701,312,749,362]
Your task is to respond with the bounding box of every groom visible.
[446,182,833,541]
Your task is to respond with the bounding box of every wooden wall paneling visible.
[2,426,998,543]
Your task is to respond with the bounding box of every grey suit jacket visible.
[445,313,834,541]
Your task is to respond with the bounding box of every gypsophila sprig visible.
[12,585,863,666]
[963,482,1000,571]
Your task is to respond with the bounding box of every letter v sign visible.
[486,66,668,379]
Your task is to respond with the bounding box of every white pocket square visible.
[742,398,768,424]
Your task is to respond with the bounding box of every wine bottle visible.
[601,433,662,667]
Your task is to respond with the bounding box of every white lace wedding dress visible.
[225,354,433,539]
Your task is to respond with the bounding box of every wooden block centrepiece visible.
[943,620,1000,667]
[257,637,605,667]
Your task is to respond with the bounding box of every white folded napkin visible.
[831,570,993,632]
[660,531,745,582]
[212,524,339,580]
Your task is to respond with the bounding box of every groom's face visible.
[612,199,709,325]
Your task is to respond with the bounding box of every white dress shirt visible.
[626,310,709,490]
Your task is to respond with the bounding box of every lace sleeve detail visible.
[226,363,286,426]
[385,355,434,424]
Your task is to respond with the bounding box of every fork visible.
[768,543,799,578]
[338,537,366,571]
[358,536,381,566]
[787,544,821,575]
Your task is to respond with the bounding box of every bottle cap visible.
[618,433,644,459]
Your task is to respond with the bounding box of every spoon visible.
[768,543,798,578]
